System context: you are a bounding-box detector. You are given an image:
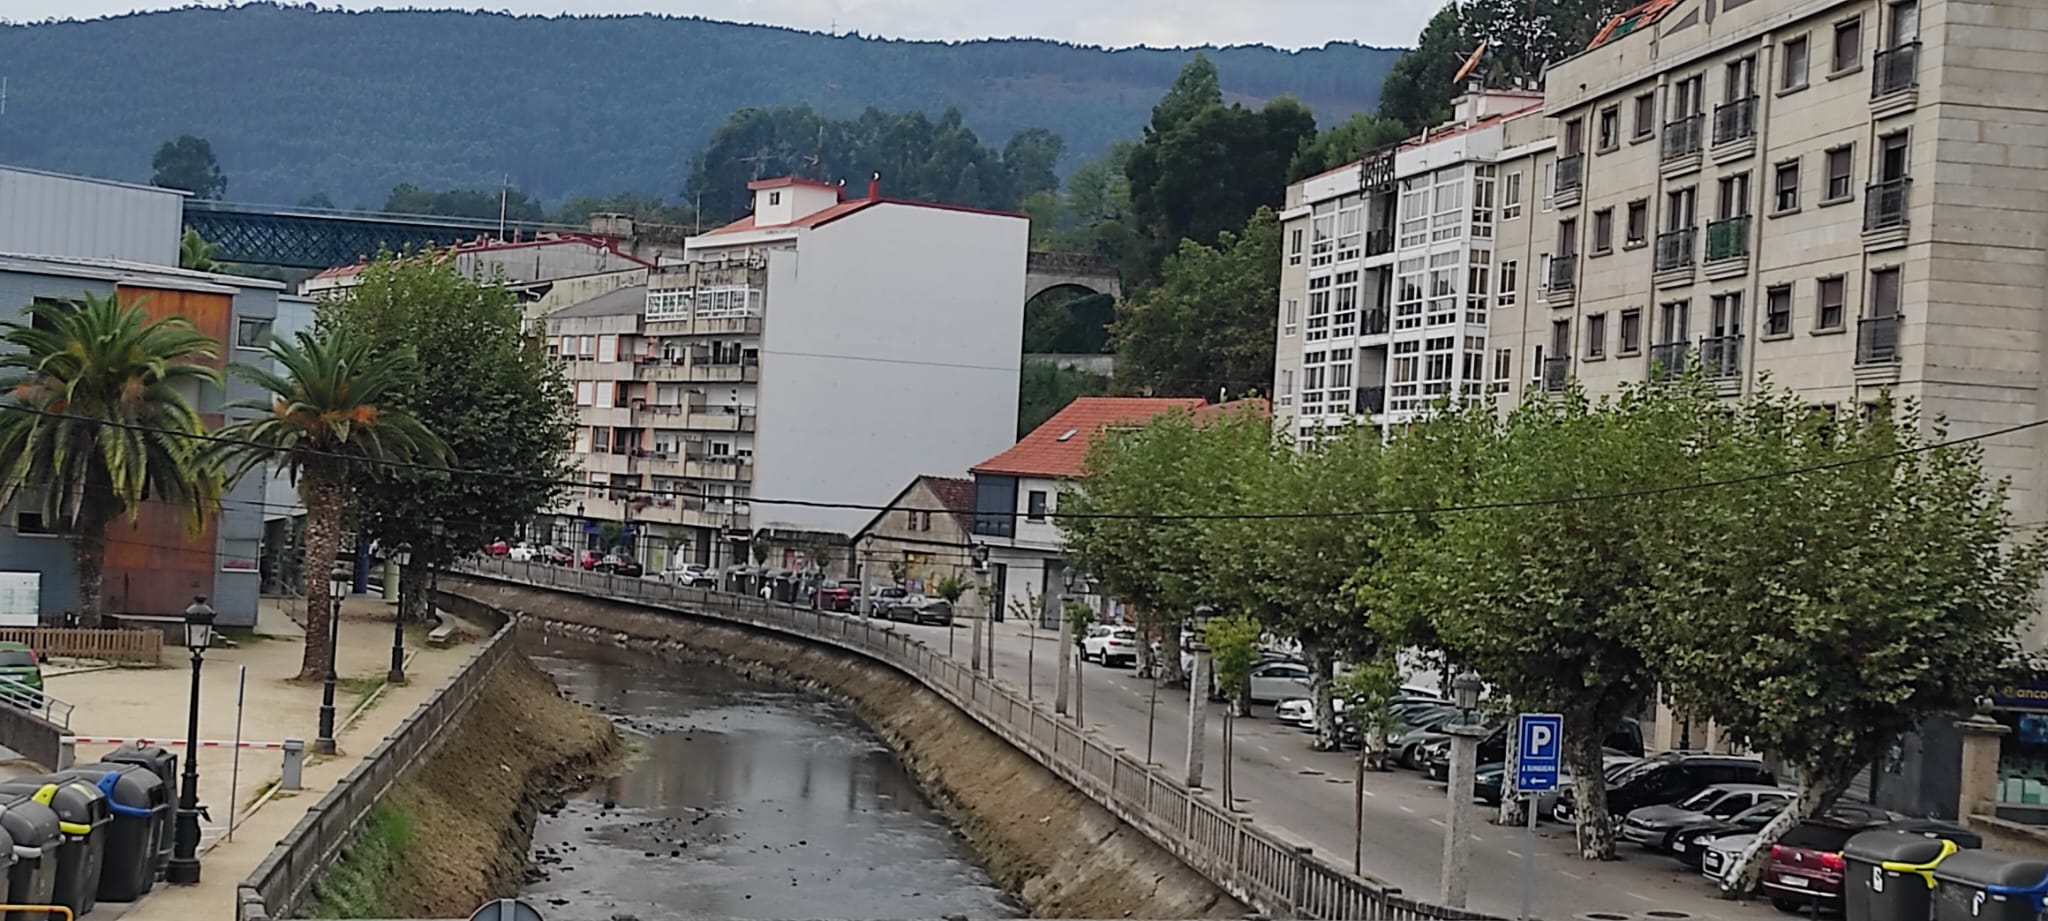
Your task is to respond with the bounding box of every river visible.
[520,633,1024,921]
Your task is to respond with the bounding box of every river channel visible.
[520,633,1024,921]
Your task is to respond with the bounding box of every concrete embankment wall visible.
[450,578,1244,921]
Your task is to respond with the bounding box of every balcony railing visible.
[1873,41,1920,97]
[1355,387,1386,415]
[1541,357,1571,393]
[1711,96,1758,146]
[1363,307,1390,336]
[1661,113,1703,161]
[1699,334,1743,379]
[1655,227,1698,271]
[1649,341,1690,380]
[1365,227,1394,257]
[1864,177,1911,232]
[1705,215,1751,262]
[1547,253,1578,293]
[1555,153,1584,196]
[1857,315,1902,364]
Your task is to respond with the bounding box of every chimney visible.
[837,178,848,201]
[868,172,881,202]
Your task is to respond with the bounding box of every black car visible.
[1425,720,1644,782]
[1619,784,1789,852]
[1553,752,1776,823]
[596,554,644,577]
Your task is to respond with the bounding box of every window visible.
[1279,369,1295,404]
[1558,218,1579,257]
[1817,276,1847,330]
[1540,161,1554,212]
[1592,208,1615,253]
[1673,75,1704,117]
[1620,308,1644,354]
[768,191,782,206]
[1027,490,1049,521]
[1781,35,1810,90]
[1562,118,1585,157]
[1869,267,1902,318]
[1774,160,1801,212]
[1626,199,1648,246]
[1833,16,1863,73]
[1503,171,1523,220]
[1825,146,1855,202]
[1878,131,1911,181]
[1498,260,1518,309]
[1283,299,1299,337]
[1633,93,1657,139]
[1725,55,1758,101]
[235,317,272,349]
[1766,284,1793,336]
[578,335,595,358]
[1587,313,1608,358]
[1658,300,1691,344]
[1597,106,1620,151]
[575,381,595,406]
[1666,186,1698,231]
[14,511,50,536]
[1717,172,1752,220]
[1889,0,1920,45]
[1289,228,1304,265]
[1492,348,1512,389]
[597,334,619,363]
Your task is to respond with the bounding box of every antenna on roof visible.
[497,173,511,241]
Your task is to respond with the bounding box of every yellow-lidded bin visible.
[1845,828,1969,921]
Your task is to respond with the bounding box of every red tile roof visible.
[700,197,1026,237]
[747,176,842,192]
[1398,102,1544,150]
[971,397,1206,479]
[921,476,978,530]
[1589,0,1683,49]
[1192,397,1272,423]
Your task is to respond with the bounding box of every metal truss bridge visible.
[182,200,584,269]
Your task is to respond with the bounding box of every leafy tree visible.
[220,329,448,681]
[1111,207,1280,398]
[1022,291,1115,354]
[381,183,546,222]
[550,192,698,228]
[1362,382,1705,859]
[1641,392,2048,893]
[0,294,224,624]
[1376,6,1472,132]
[1017,361,1109,439]
[151,134,227,199]
[1204,611,1265,804]
[1288,112,1411,182]
[1377,0,1632,133]
[1336,655,1404,770]
[179,229,219,273]
[320,256,579,624]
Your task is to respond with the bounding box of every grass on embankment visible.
[304,805,414,919]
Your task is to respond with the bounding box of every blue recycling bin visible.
[1932,848,2048,921]
[58,764,168,901]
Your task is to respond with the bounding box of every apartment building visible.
[1273,91,1548,440]
[547,176,1028,571]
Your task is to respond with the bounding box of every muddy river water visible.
[521,634,1023,920]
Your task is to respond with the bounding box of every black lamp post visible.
[389,542,412,685]
[166,596,215,885]
[315,571,344,755]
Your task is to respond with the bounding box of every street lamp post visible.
[166,597,215,885]
[969,543,990,675]
[1053,568,1073,715]
[1440,670,1487,908]
[1065,568,1084,727]
[315,572,345,756]
[389,542,412,685]
[1185,604,1216,790]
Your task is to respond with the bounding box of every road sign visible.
[1515,713,1564,793]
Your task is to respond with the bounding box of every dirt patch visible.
[455,579,1242,920]
[307,652,620,918]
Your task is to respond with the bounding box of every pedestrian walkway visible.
[47,594,475,921]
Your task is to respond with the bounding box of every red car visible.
[817,583,860,613]
[486,539,510,556]
[1761,815,1975,911]
[579,550,605,570]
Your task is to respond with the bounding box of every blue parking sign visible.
[1515,713,1564,793]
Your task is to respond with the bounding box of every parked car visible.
[1081,626,1141,666]
[662,563,718,588]
[538,545,574,566]
[579,549,605,570]
[1553,752,1776,824]
[595,555,643,577]
[1246,659,1312,704]
[1759,815,1978,912]
[1276,695,1352,729]
[1674,801,1891,870]
[815,581,859,612]
[1473,750,1640,807]
[0,643,44,698]
[1620,784,1790,852]
[507,542,538,562]
[866,585,910,616]
[486,539,511,556]
[884,595,954,625]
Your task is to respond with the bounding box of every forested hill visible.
[0,4,1399,207]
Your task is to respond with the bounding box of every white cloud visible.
[6,0,1443,49]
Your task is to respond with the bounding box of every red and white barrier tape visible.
[65,737,288,749]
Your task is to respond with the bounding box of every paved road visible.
[880,617,1779,921]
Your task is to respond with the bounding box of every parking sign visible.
[1514,713,1564,793]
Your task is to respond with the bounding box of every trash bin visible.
[100,745,176,878]
[0,780,112,915]
[0,796,60,921]
[1932,848,2048,921]
[57,764,167,901]
[1844,829,1960,921]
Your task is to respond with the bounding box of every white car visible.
[1080,625,1141,666]
[662,563,716,587]
[506,542,538,562]
[1248,660,1312,703]
[1697,832,1757,888]
[1275,696,1348,729]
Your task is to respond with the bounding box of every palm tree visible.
[220,328,447,681]
[0,293,224,625]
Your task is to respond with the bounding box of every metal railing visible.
[1355,387,1386,415]
[1541,357,1571,393]
[1554,153,1584,196]
[1366,228,1394,257]
[1873,42,1920,97]
[1865,178,1911,232]
[0,678,71,730]
[1363,307,1390,336]
[1858,315,1902,364]
[453,559,1514,921]
[1711,96,1757,146]
[1699,334,1744,379]
[1655,228,1698,271]
[1661,113,1703,161]
[1649,341,1690,380]
[1547,253,1578,293]
[1705,216,1751,262]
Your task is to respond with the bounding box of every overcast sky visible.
[4,1,1441,49]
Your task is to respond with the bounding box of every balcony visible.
[1704,216,1751,280]
[1362,307,1390,336]
[686,361,762,384]
[1660,114,1703,173]
[1872,42,1920,110]
[1365,227,1394,258]
[1699,334,1743,381]
[1546,253,1578,302]
[1857,315,1901,365]
[1355,387,1386,415]
[1648,341,1690,380]
[1654,228,1697,285]
[1540,357,1571,393]
[1554,153,1584,207]
[1864,177,1911,236]
[1711,97,1757,145]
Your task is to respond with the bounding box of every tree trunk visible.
[1722,762,1852,899]
[1498,722,1527,825]
[1565,728,1617,860]
[1306,640,1341,752]
[1159,620,1187,687]
[398,562,429,625]
[70,501,113,628]
[298,473,345,682]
